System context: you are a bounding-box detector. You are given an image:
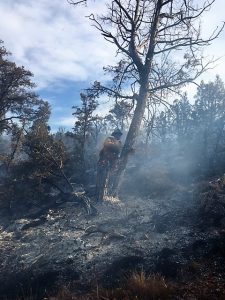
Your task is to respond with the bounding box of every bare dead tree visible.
[71,0,224,195]
[67,0,87,5]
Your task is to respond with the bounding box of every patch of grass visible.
[48,285,76,300]
[49,271,173,300]
[124,271,173,300]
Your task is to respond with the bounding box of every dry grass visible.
[48,286,74,300]
[49,271,173,300]
[125,271,171,300]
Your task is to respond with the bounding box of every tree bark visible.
[110,0,163,194]
[112,83,149,195]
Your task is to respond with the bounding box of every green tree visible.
[193,76,225,171]
[106,100,133,131]
[170,94,193,142]
[73,92,98,166]
[0,40,49,134]
[24,121,67,184]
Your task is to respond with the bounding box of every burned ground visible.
[1,179,225,299]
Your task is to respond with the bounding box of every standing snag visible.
[70,0,224,195]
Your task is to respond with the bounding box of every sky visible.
[0,0,225,131]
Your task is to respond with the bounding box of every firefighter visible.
[96,128,123,201]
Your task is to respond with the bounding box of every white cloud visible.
[165,0,225,101]
[1,0,224,90]
[1,0,225,129]
[0,0,116,89]
[53,116,75,128]
[196,0,225,80]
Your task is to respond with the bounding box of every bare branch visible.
[70,0,224,193]
[67,0,87,5]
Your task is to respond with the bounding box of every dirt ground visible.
[1,183,225,299]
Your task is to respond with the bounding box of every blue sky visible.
[0,0,225,131]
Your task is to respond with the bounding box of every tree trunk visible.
[112,84,149,195]
[107,0,162,195]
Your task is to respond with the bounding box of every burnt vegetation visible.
[1,0,225,299]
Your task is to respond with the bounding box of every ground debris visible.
[1,183,225,298]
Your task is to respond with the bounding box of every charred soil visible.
[1,181,225,299]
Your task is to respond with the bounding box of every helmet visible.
[111,128,123,137]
